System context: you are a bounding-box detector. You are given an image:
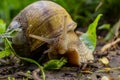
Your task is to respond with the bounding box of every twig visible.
[81,71,93,74]
[5,38,46,80]
[0,75,14,79]
[96,68,111,73]
[0,59,9,65]
[16,71,33,79]
[101,38,120,52]
[96,66,120,73]
[0,71,33,79]
[32,68,41,80]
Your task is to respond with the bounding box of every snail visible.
[7,1,94,66]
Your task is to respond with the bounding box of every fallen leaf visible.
[101,76,109,80]
[101,38,120,52]
[99,57,109,66]
[118,75,120,80]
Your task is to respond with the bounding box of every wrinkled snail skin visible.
[7,1,94,66]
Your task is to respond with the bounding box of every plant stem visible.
[5,38,45,80]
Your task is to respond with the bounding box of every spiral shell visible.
[8,1,94,66]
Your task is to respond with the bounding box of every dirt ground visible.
[0,38,120,80]
[44,45,120,80]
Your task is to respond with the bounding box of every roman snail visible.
[7,1,94,66]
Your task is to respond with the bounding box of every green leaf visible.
[0,38,4,51]
[0,19,6,34]
[7,0,21,9]
[0,50,11,58]
[0,38,12,58]
[80,14,102,51]
[98,24,110,30]
[105,19,120,41]
[7,27,22,37]
[44,57,67,70]
[16,57,45,80]
[0,15,46,80]
[4,38,11,51]
[0,27,22,39]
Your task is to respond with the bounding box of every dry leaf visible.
[101,38,120,52]
[99,57,109,66]
[118,75,120,80]
[101,76,109,80]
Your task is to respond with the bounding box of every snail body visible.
[7,1,94,66]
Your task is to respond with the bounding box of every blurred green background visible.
[0,0,120,27]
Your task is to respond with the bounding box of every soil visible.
[0,38,120,80]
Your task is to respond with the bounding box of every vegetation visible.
[0,13,102,80]
[0,0,120,27]
[80,14,102,51]
[0,0,120,80]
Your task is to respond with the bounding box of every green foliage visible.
[0,0,120,28]
[0,20,45,80]
[105,19,120,41]
[0,19,6,50]
[53,0,99,27]
[0,19,67,80]
[96,0,120,24]
[0,19,22,58]
[0,0,37,24]
[0,0,99,27]
[3,38,46,80]
[18,57,45,80]
[7,77,15,80]
[0,19,11,58]
[44,57,67,70]
[80,14,102,51]
[98,24,110,30]
[0,19,6,34]
[0,20,44,80]
[0,38,11,58]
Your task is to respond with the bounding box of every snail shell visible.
[7,1,94,66]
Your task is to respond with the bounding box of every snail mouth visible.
[65,49,81,66]
[66,44,94,66]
